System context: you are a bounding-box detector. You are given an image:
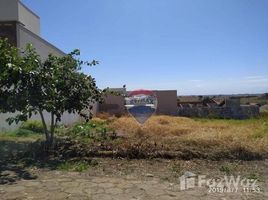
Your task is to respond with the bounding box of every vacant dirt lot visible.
[1,115,267,199]
[96,115,268,160]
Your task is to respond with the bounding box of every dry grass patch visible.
[109,115,268,160]
[110,115,194,137]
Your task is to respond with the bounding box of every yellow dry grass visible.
[109,115,268,157]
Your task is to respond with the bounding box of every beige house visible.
[0,0,79,131]
[99,88,178,116]
[0,0,64,58]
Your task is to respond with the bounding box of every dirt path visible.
[1,158,267,200]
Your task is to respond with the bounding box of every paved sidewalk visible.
[0,170,266,200]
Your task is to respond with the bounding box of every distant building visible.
[99,88,178,116]
[177,97,260,119]
[0,0,64,58]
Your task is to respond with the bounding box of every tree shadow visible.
[0,140,38,185]
[0,138,87,185]
[0,161,37,185]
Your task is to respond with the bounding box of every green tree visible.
[0,38,102,145]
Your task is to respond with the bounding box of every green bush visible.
[71,123,93,137]
[57,161,91,172]
[20,120,43,133]
[67,120,115,140]
[12,129,35,137]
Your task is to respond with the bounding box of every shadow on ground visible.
[0,135,267,185]
[0,161,37,185]
[0,140,38,185]
[0,139,94,185]
[0,140,65,185]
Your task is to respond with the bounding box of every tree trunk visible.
[50,113,55,145]
[39,108,49,142]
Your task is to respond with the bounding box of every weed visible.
[20,120,43,133]
[219,165,232,175]
[252,122,268,139]
[247,173,260,181]
[62,119,116,141]
[57,160,96,172]
[170,163,182,176]
[0,129,43,139]
[160,176,172,182]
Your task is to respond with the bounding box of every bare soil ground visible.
[0,158,267,200]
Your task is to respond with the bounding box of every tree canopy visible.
[0,38,102,144]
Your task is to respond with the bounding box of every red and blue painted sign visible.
[125,89,158,124]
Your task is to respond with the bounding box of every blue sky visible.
[22,0,268,95]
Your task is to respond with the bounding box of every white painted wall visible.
[0,113,21,132]
[0,112,82,132]
[0,102,99,131]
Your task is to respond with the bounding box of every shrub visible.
[70,123,93,137]
[67,120,115,140]
[20,120,43,133]
[57,161,89,172]
[260,108,268,119]
[219,165,232,175]
[12,129,35,137]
